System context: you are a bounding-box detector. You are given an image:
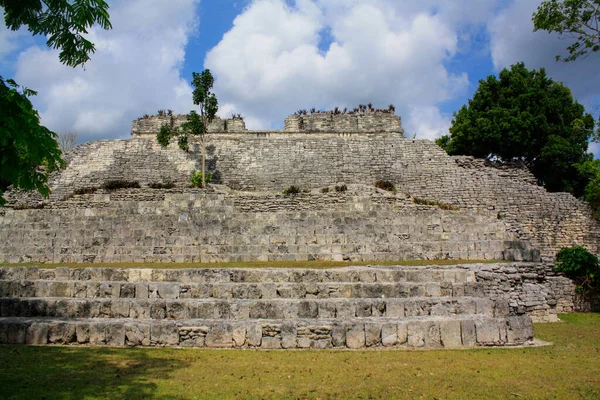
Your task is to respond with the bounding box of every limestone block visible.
[205,324,233,348]
[439,320,462,348]
[151,322,178,346]
[407,321,426,348]
[8,322,26,344]
[506,316,533,343]
[76,323,89,343]
[125,323,150,346]
[281,322,297,349]
[89,323,106,345]
[106,323,126,346]
[365,323,382,347]
[48,322,76,344]
[232,324,246,347]
[381,323,398,347]
[111,300,131,318]
[150,301,167,319]
[475,319,501,345]
[346,324,365,349]
[26,322,48,345]
[261,337,282,349]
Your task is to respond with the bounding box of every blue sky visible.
[0,0,598,152]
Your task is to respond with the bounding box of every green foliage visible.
[576,159,600,219]
[554,246,600,291]
[438,62,595,196]
[156,70,219,187]
[190,171,212,188]
[374,180,395,192]
[101,180,140,191]
[0,0,112,205]
[156,124,173,148]
[412,197,459,210]
[283,186,301,196]
[321,187,330,193]
[1,0,112,67]
[0,78,64,205]
[334,184,348,192]
[533,0,600,62]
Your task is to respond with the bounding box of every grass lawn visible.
[0,259,504,270]
[0,314,598,399]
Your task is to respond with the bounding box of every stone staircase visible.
[0,266,534,349]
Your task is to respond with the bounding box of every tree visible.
[0,0,112,205]
[57,131,78,153]
[533,0,600,61]
[436,62,595,195]
[157,70,218,188]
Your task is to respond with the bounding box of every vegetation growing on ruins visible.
[102,180,141,191]
[555,246,599,292]
[533,0,600,62]
[294,103,396,116]
[374,180,396,192]
[1,314,598,399]
[436,63,596,198]
[190,171,212,188]
[156,70,218,188]
[0,0,112,206]
[148,181,175,189]
[283,185,301,196]
[412,197,460,210]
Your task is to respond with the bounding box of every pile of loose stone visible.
[0,265,534,349]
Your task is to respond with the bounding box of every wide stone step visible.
[0,315,533,349]
[0,296,509,320]
[0,280,485,300]
[0,267,475,284]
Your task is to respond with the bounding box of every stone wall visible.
[131,115,247,135]
[0,191,537,264]
[7,132,597,261]
[283,113,403,133]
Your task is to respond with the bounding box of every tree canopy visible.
[436,62,595,195]
[533,0,600,61]
[0,0,112,205]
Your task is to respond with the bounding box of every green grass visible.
[0,259,504,270]
[1,314,599,399]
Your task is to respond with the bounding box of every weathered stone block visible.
[346,324,365,349]
[205,324,233,348]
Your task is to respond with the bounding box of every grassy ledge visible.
[0,313,598,399]
[0,259,507,269]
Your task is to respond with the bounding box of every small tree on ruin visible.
[157,70,218,188]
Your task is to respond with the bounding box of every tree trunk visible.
[201,136,206,188]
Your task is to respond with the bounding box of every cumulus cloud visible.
[205,0,486,138]
[11,0,199,141]
[488,0,600,107]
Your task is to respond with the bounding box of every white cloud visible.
[205,0,484,138]
[488,0,600,107]
[0,16,28,64]
[11,0,200,141]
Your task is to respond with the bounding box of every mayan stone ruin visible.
[0,110,598,349]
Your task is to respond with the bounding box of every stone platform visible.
[0,265,535,349]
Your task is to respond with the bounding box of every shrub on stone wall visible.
[102,180,140,191]
[283,186,301,196]
[554,246,599,292]
[149,181,175,189]
[335,184,348,192]
[190,171,212,188]
[375,180,395,192]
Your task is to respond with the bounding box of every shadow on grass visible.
[0,345,191,400]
